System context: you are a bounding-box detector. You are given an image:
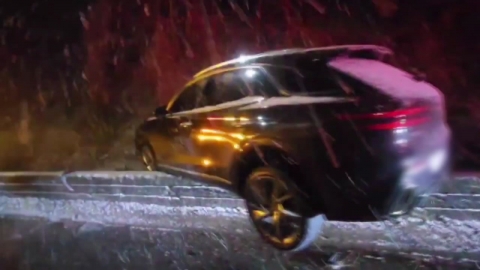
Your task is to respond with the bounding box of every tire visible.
[244,167,327,252]
[139,144,158,171]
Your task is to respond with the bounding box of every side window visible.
[241,69,278,97]
[268,61,344,96]
[202,69,276,106]
[301,68,341,95]
[169,82,204,113]
[266,67,303,92]
[212,72,246,104]
[297,57,343,95]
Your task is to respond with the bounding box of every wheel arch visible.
[134,129,151,154]
[229,136,303,194]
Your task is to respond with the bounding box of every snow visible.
[304,44,393,56]
[0,196,246,229]
[64,171,176,178]
[0,171,480,259]
[0,195,479,258]
[327,58,443,102]
[0,171,174,178]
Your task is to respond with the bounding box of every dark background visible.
[0,0,479,171]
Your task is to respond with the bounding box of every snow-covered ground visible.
[0,216,459,269]
[0,171,479,265]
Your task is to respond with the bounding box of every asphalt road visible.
[0,216,475,270]
[0,171,479,269]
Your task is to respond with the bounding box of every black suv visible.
[135,45,451,251]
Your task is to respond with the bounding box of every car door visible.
[187,68,275,180]
[144,107,174,164]
[267,63,365,198]
[162,82,205,168]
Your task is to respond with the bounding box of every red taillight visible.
[338,107,431,131]
[365,117,429,130]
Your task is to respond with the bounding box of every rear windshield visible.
[265,49,395,96]
[327,58,442,102]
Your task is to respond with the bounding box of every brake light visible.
[365,117,429,130]
[338,107,431,131]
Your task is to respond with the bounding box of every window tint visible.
[241,69,277,97]
[267,67,303,92]
[210,72,246,104]
[169,82,204,113]
[202,69,275,106]
[268,58,345,96]
[298,58,341,93]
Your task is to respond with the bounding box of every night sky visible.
[1,0,477,62]
[0,0,479,105]
[2,0,90,59]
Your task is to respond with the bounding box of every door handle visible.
[179,120,192,128]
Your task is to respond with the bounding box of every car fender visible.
[228,135,301,188]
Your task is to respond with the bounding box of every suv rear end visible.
[327,57,451,218]
[262,51,451,220]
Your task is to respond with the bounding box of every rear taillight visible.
[338,107,432,131]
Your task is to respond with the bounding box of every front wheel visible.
[244,167,327,251]
[139,144,157,171]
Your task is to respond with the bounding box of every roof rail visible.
[193,48,304,78]
[193,45,392,78]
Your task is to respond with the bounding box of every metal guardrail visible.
[0,171,477,177]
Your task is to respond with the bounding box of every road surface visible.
[0,171,479,269]
[0,216,474,270]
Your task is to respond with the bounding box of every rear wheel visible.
[244,167,326,251]
[139,144,157,171]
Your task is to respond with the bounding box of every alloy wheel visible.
[246,175,305,248]
[141,146,156,171]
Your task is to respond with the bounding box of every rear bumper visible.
[360,144,452,220]
[293,123,452,222]
[321,135,452,222]
[380,160,450,218]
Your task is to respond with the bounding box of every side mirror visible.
[154,106,167,116]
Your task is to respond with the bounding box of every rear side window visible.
[267,60,345,96]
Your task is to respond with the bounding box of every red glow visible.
[339,107,431,130]
[338,107,429,120]
[365,117,429,130]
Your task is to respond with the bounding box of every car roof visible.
[193,45,392,79]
